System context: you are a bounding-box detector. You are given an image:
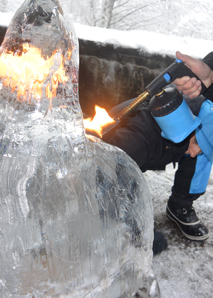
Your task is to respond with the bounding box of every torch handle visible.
[146,59,206,97]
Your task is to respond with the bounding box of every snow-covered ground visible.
[1,11,213,298]
[144,166,213,298]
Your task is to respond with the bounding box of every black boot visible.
[166,199,209,241]
[153,229,168,255]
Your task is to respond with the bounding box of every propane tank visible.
[149,87,201,143]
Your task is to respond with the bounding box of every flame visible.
[0,43,70,103]
[83,105,116,137]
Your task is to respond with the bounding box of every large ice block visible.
[0,1,159,297]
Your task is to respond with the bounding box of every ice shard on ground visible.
[0,0,159,297]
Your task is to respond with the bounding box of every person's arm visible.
[173,51,213,98]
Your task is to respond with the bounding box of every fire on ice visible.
[0,43,71,102]
[83,105,116,138]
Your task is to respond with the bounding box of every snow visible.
[144,165,213,298]
[0,12,14,27]
[74,23,213,59]
[1,11,213,298]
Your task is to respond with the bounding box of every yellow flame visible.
[83,105,115,137]
[0,43,69,102]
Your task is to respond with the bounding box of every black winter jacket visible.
[103,96,204,172]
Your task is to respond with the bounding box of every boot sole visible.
[166,206,209,241]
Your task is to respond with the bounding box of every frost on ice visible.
[0,0,158,297]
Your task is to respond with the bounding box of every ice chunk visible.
[0,1,159,297]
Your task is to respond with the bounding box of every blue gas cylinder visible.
[149,87,201,143]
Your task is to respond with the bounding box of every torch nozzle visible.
[116,90,150,121]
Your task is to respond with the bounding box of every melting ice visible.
[0,0,159,297]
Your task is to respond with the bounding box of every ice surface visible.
[0,1,157,297]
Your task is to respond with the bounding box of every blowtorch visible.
[101,59,206,142]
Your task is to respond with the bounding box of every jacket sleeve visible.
[202,52,213,101]
[103,117,151,168]
[103,103,164,169]
[202,52,213,70]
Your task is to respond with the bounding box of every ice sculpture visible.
[0,0,159,297]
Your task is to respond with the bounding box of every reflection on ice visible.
[0,0,159,297]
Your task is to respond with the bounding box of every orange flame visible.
[83,105,116,137]
[0,43,69,102]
